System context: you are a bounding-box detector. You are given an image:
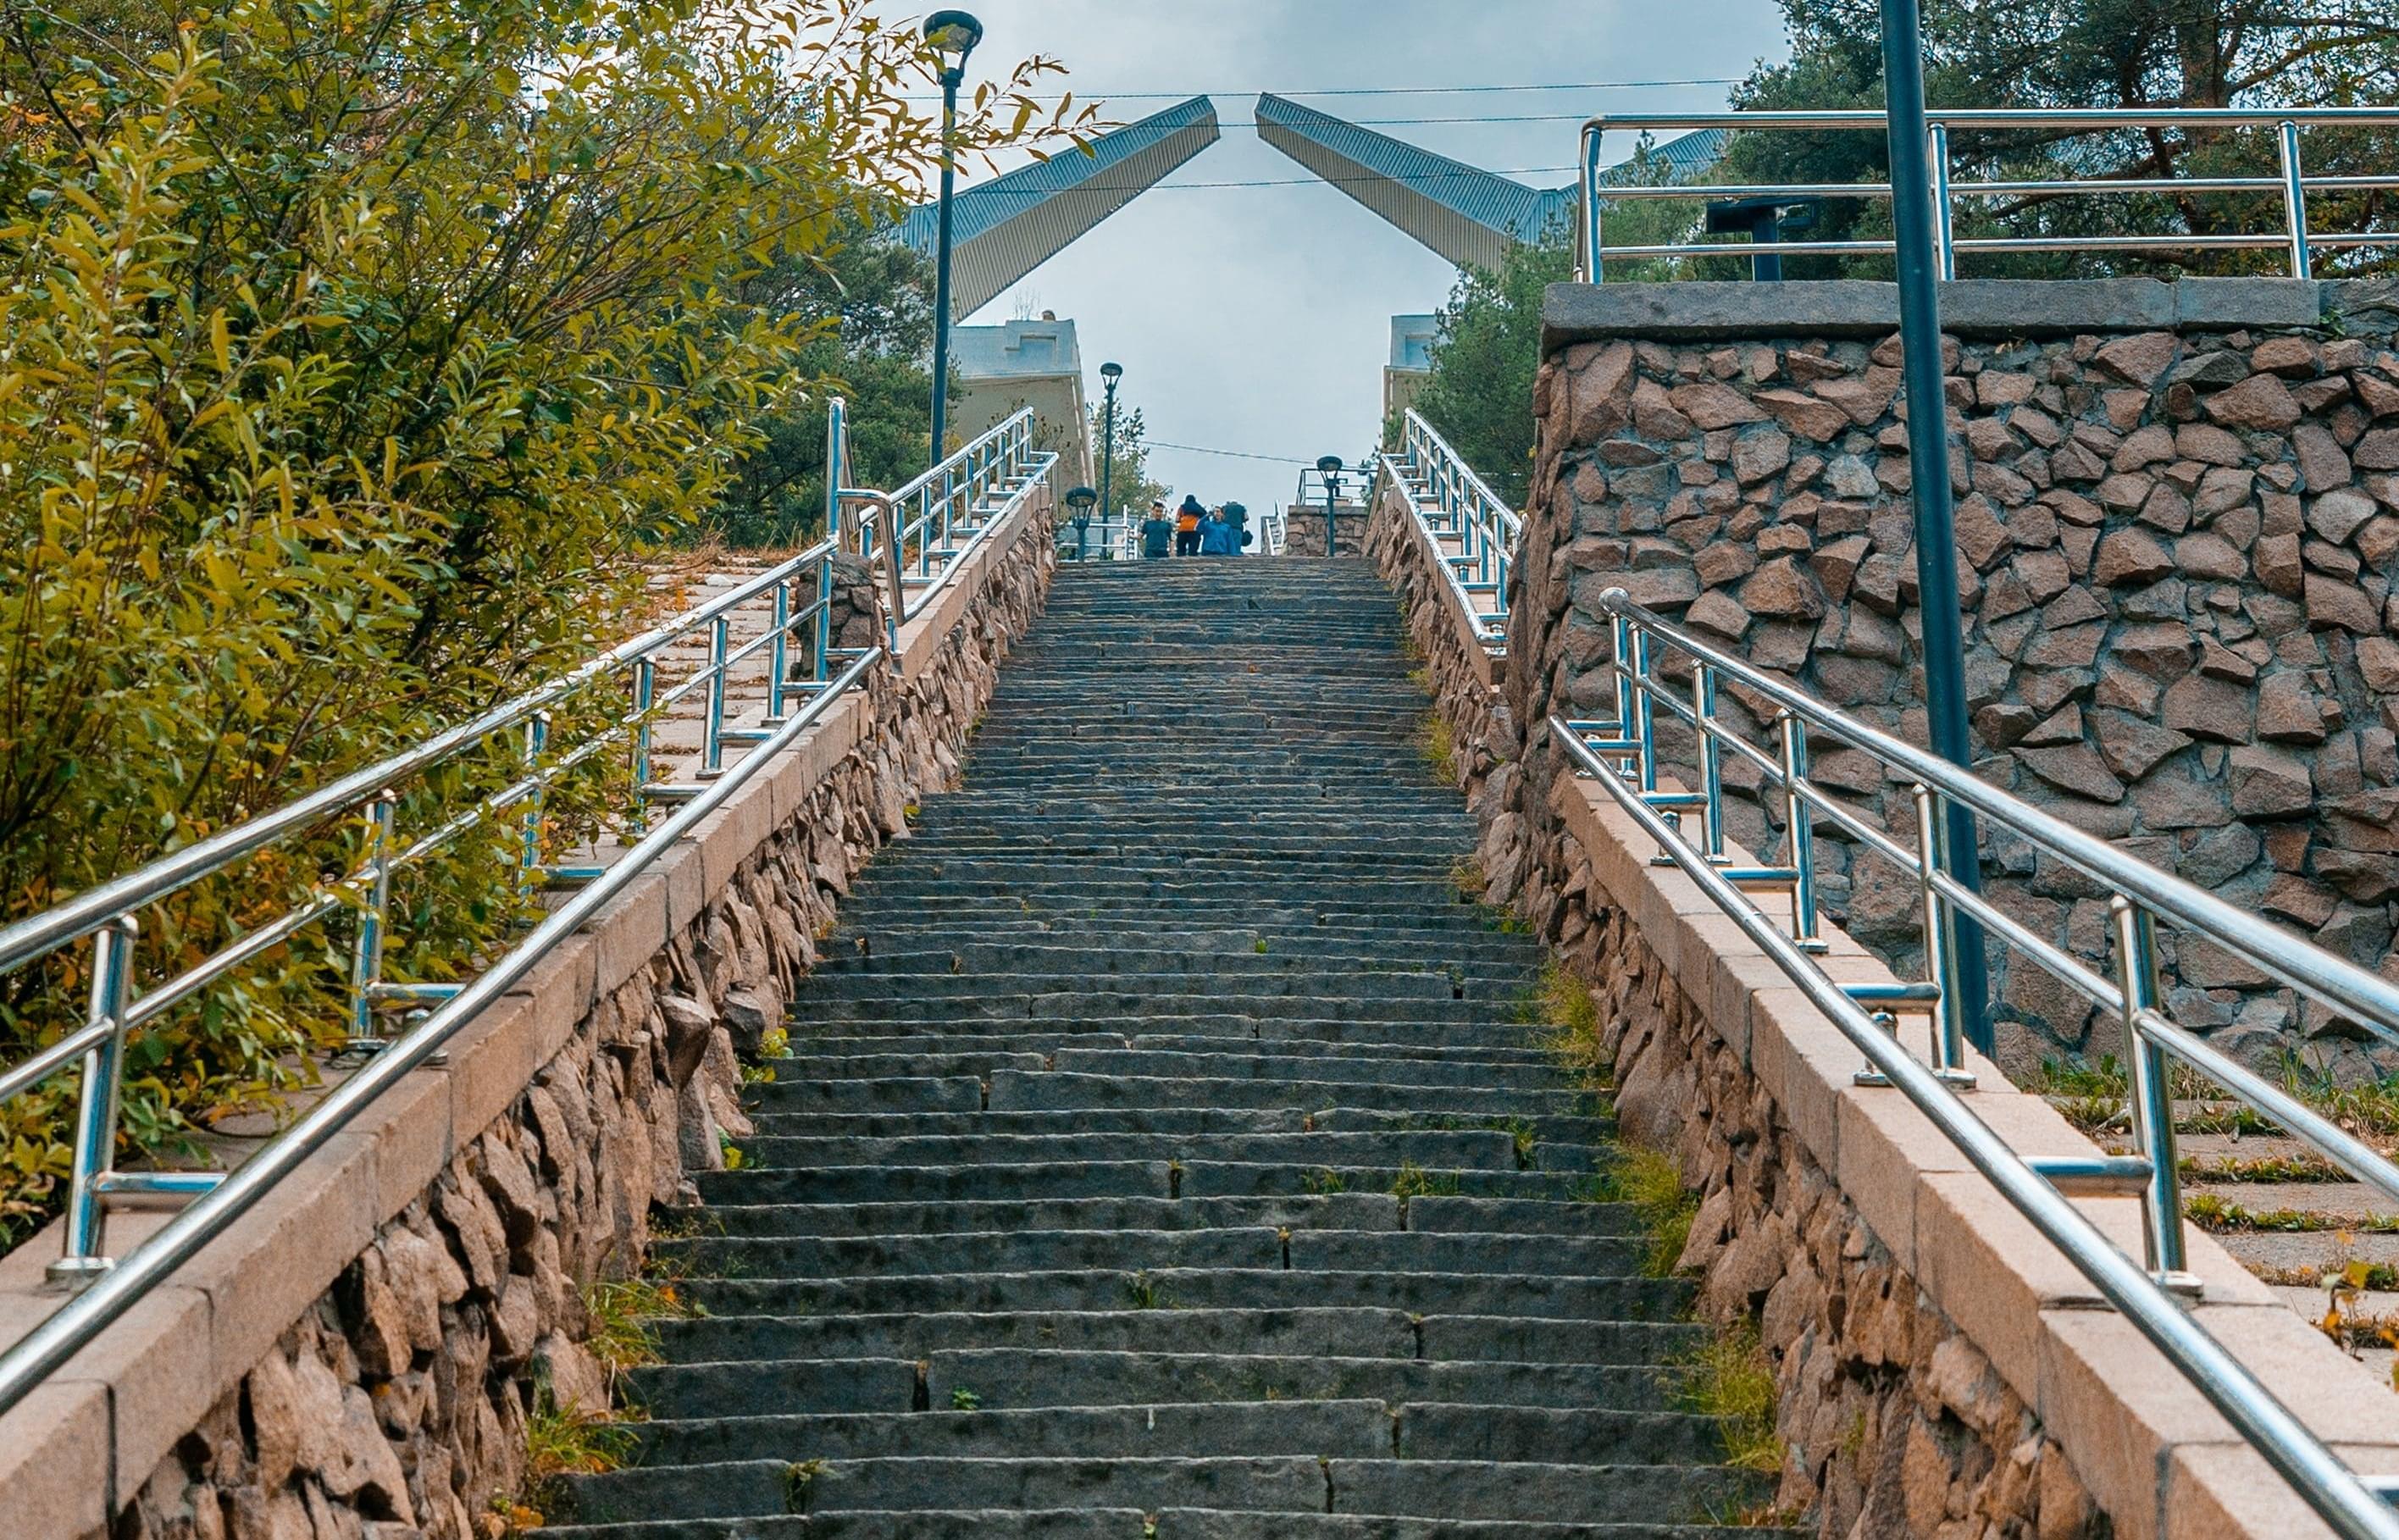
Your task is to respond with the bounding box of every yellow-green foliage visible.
[1521,961,1607,1082]
[1605,1147,1699,1277]
[583,1273,701,1380]
[1679,1320,1784,1476]
[0,3,1089,1248]
[1417,714,1459,785]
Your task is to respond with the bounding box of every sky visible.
[926,0,1794,519]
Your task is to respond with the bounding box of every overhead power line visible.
[1144,440,1328,466]
[906,76,1741,103]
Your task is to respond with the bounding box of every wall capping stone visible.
[0,489,1055,1538]
[1542,276,2330,349]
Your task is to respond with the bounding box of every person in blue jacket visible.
[1198,506,1234,556]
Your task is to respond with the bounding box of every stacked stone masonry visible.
[1515,276,2399,1081]
[23,500,1055,1540]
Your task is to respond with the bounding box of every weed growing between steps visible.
[1417,713,1459,785]
[505,1270,703,1530]
[1678,1324,1803,1529]
[1520,960,1609,1085]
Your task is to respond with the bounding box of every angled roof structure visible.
[1254,93,1726,270]
[898,96,1221,319]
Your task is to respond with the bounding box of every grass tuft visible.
[1389,1161,1465,1202]
[1519,961,1608,1085]
[584,1273,701,1380]
[1677,1320,1784,1475]
[1417,714,1458,784]
[1587,1148,1698,1277]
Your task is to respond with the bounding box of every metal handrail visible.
[873,409,1050,607]
[0,394,1051,1299]
[1258,505,1288,557]
[1561,585,2399,1538]
[0,647,883,1419]
[1385,410,1518,647]
[1575,107,2399,282]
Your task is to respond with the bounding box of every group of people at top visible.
[1140,494,1250,559]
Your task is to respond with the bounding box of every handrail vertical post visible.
[1880,0,1992,1052]
[1913,783,1975,1086]
[1777,710,1823,952]
[702,618,729,777]
[630,660,655,832]
[1630,629,1658,795]
[1609,612,1637,778]
[346,793,397,1052]
[2115,896,2201,1293]
[1927,120,1957,280]
[49,916,138,1288]
[2278,119,2312,279]
[1695,664,1726,862]
[766,579,790,725]
[1580,122,1606,284]
[520,713,550,893]
[820,399,845,686]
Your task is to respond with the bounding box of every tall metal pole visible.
[1100,376,1118,523]
[928,66,962,468]
[1881,0,1992,1056]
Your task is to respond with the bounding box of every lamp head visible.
[1100,361,1122,385]
[1316,454,1344,477]
[1065,485,1099,512]
[924,10,983,64]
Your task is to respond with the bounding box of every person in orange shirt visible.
[1174,495,1205,557]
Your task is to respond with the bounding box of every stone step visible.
[984,1071,1602,1118]
[806,949,1535,984]
[781,1017,1552,1052]
[649,1305,1694,1371]
[729,1110,1615,1149]
[697,1161,1609,1208]
[795,994,1516,1025]
[673,1266,1691,1325]
[621,1398,1726,1470]
[537,1510,1794,1540]
[662,1227,1648,1283]
[735,1127,1526,1172]
[767,1033,1560,1066]
[561,1454,1767,1526]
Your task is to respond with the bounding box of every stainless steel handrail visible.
[1561,584,2399,1537]
[0,648,884,1419]
[1384,409,1518,647]
[1551,707,2399,1540]
[1575,106,2399,281]
[0,394,1054,1294]
[873,409,1049,605]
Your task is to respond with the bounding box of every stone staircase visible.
[546,560,1794,1537]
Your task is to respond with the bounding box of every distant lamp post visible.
[923,8,983,468]
[1316,454,1344,556]
[1098,361,1123,532]
[1065,485,1098,562]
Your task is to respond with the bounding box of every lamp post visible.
[1098,361,1122,532]
[1316,454,1344,556]
[1065,485,1098,562]
[1881,0,1990,1058]
[923,9,982,469]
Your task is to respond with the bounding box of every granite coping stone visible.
[1542,277,2329,350]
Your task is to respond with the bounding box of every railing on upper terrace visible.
[1382,409,1519,651]
[0,402,1055,1417]
[1575,108,2399,283]
[1258,503,1288,556]
[1562,590,2399,1540]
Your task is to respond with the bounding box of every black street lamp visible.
[924,9,983,469]
[1098,361,1123,528]
[1065,485,1098,562]
[1316,454,1344,556]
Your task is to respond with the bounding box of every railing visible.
[1560,588,2399,1540]
[1382,410,1518,650]
[0,400,1054,1417]
[1291,463,1373,556]
[876,408,1050,613]
[1258,504,1288,557]
[1575,108,2399,282]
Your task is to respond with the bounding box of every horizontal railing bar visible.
[92,1171,224,1198]
[1597,174,2399,202]
[2025,1154,2156,1196]
[1598,590,2399,1050]
[0,648,884,1421]
[1553,712,2399,1540]
[0,537,835,978]
[1586,107,2399,132]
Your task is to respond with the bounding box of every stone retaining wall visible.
[0,491,1055,1540]
[1515,276,2399,1080]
